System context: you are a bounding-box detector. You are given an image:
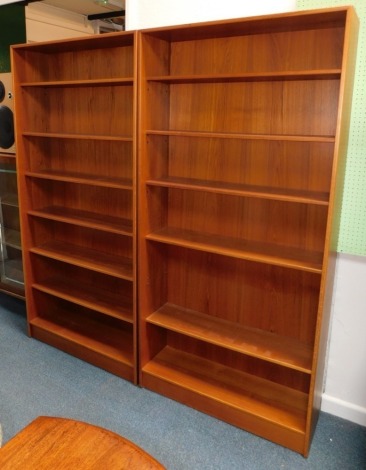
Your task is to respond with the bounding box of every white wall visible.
[126,0,296,30]
[322,254,366,426]
[126,0,366,428]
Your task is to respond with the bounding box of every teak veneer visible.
[0,416,165,469]
[137,7,358,456]
[12,31,138,383]
[11,6,358,456]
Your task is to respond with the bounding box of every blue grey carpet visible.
[0,293,365,469]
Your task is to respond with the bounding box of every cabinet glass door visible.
[0,156,24,294]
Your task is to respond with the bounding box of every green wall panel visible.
[297,0,366,256]
[0,4,26,72]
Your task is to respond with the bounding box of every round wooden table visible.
[0,416,165,469]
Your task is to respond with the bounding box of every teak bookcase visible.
[138,7,358,456]
[11,6,358,456]
[11,32,138,383]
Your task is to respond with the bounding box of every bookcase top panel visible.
[139,6,351,42]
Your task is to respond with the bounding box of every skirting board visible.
[321,393,366,427]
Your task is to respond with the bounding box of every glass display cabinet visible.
[0,154,24,298]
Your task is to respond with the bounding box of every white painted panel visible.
[321,254,366,426]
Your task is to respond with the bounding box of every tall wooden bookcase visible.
[12,31,138,383]
[138,7,358,456]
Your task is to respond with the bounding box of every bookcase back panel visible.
[168,80,339,136]
[21,86,133,136]
[29,219,133,260]
[15,44,134,81]
[32,253,132,296]
[166,331,311,393]
[148,135,334,194]
[169,27,344,75]
[24,137,133,180]
[164,189,327,253]
[161,245,320,342]
[26,179,132,220]
[31,290,134,353]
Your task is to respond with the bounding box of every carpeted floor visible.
[0,292,365,469]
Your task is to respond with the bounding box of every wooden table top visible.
[0,416,165,469]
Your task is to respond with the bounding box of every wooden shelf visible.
[30,315,133,368]
[33,278,133,324]
[20,78,134,87]
[145,129,335,142]
[30,240,133,280]
[146,176,329,205]
[147,303,313,373]
[143,346,308,434]
[146,227,323,273]
[26,170,133,190]
[146,69,341,83]
[28,206,133,236]
[23,131,133,142]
